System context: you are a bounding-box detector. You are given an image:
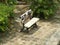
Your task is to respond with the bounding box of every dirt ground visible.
[0,5,60,45]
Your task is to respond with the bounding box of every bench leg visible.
[20,23,24,32]
[25,28,29,33]
[20,27,29,33]
[33,23,38,28]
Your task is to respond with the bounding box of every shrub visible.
[30,0,59,19]
[0,3,15,32]
[7,0,17,5]
[0,0,17,5]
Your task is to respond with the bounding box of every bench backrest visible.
[20,9,32,23]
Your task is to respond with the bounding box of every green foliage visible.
[30,0,59,19]
[7,0,17,5]
[0,3,15,32]
[24,0,31,3]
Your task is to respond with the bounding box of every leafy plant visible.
[7,0,17,5]
[0,3,15,32]
[30,0,59,19]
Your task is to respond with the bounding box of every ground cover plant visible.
[0,0,16,32]
[30,0,59,19]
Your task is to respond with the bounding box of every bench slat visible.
[24,17,39,28]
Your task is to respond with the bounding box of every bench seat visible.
[24,17,39,28]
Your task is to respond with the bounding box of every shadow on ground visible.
[0,20,40,44]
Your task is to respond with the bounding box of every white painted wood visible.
[20,9,32,19]
[24,17,39,28]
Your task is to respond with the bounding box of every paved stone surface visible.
[45,28,60,45]
[0,5,60,45]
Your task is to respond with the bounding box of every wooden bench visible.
[20,9,39,32]
[23,17,39,31]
